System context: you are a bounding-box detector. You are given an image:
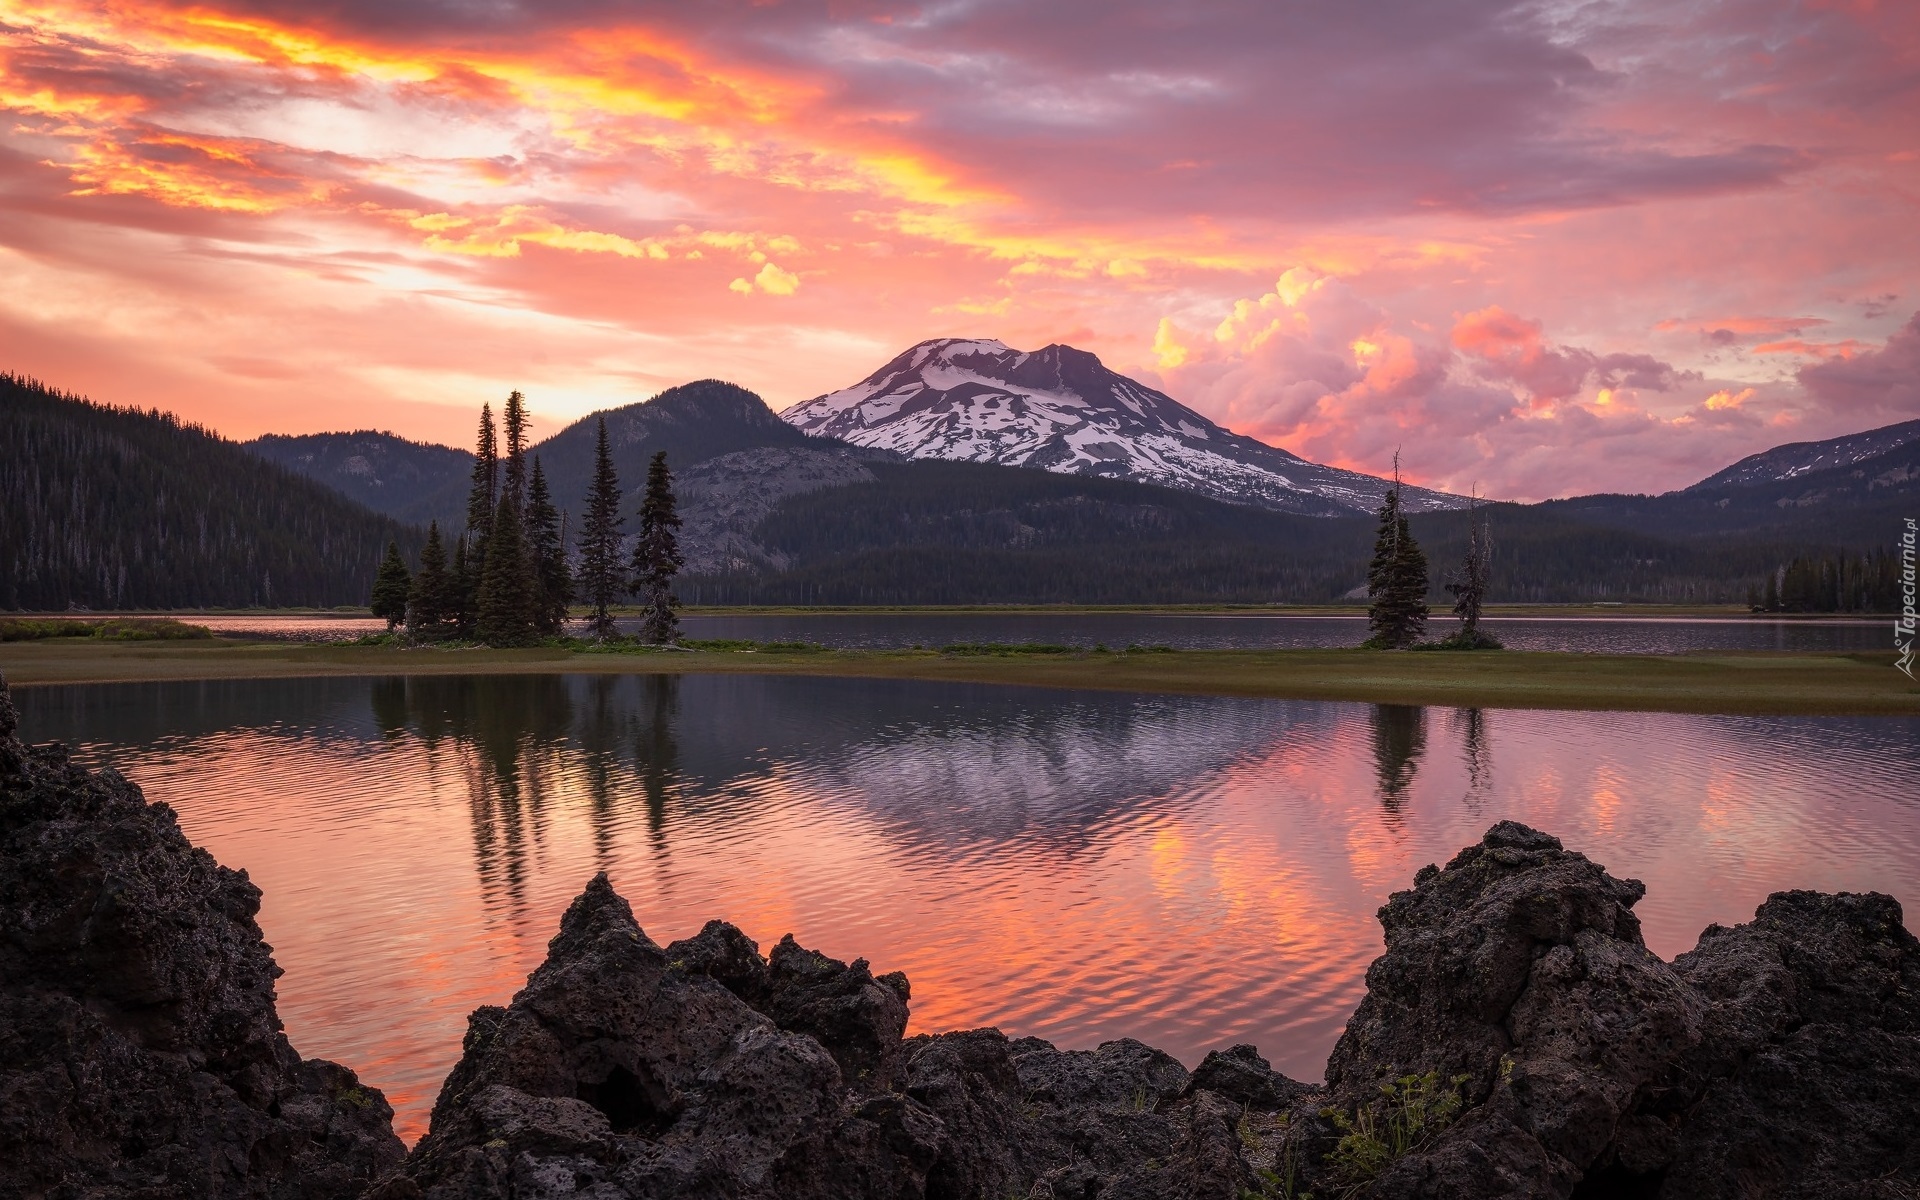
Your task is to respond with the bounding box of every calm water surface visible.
[15,675,1920,1143]
[180,611,1886,653]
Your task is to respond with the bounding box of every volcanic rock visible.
[375,881,1296,1198]
[0,672,405,1198]
[1314,821,1920,1200]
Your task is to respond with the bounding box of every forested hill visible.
[0,374,420,610]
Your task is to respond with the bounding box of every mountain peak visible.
[784,339,1461,516]
[1685,417,1920,493]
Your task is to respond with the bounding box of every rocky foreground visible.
[2,673,1916,1199]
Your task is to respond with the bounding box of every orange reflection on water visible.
[22,676,1920,1145]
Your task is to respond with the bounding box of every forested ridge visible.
[683,462,1911,606]
[1,374,420,610]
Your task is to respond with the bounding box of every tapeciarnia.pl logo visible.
[1899,518,1917,680]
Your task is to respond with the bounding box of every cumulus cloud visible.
[1154,272,1793,501]
[1799,312,1920,418]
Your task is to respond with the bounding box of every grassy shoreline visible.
[5,603,1884,620]
[2,638,1914,716]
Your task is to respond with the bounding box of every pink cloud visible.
[0,0,1913,498]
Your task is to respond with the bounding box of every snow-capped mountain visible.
[781,338,1462,516]
[1685,417,1920,493]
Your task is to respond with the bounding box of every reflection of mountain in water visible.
[23,676,1515,894]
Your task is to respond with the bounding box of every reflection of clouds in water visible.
[791,694,1323,854]
[15,677,1920,1144]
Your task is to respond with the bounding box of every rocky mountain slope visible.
[1687,416,1920,492]
[782,338,1463,516]
[5,672,1915,1199]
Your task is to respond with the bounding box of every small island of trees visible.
[368,395,683,649]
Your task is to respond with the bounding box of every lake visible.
[178,611,1890,654]
[14,673,1920,1143]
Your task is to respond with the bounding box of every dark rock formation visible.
[372,879,1284,1199]
[1312,821,1920,1200]
[0,672,406,1198]
[370,818,1918,1199]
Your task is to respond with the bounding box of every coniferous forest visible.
[0,374,419,610]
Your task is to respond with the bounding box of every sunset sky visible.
[2,0,1916,499]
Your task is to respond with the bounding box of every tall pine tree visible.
[577,416,625,638]
[461,403,499,633]
[526,456,572,635]
[407,520,454,637]
[475,495,536,646]
[370,541,412,631]
[1365,456,1430,649]
[631,450,685,644]
[502,389,530,505]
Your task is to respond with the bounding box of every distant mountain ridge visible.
[1686,417,1920,493]
[247,431,471,524]
[781,338,1462,516]
[1,375,418,609]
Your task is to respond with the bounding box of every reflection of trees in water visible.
[1370,704,1427,820]
[634,675,680,843]
[371,674,685,917]
[575,674,682,864]
[375,676,576,919]
[1451,707,1491,812]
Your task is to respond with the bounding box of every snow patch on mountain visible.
[781,338,1461,516]
[1686,417,1920,493]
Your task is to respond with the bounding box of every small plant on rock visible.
[1323,1071,1471,1196]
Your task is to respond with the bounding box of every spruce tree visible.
[465,402,499,538]
[526,456,572,636]
[577,416,625,638]
[475,495,536,646]
[461,403,499,633]
[370,541,412,631]
[631,450,685,644]
[407,520,453,636]
[502,389,530,504]
[1365,458,1430,649]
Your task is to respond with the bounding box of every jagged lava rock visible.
[370,875,943,1199]
[1320,821,1919,1200]
[376,876,1301,1198]
[1658,889,1920,1197]
[0,673,405,1199]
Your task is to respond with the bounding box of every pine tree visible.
[475,495,536,646]
[1441,491,1500,649]
[370,541,412,631]
[1365,456,1430,649]
[526,456,572,636]
[631,450,685,644]
[465,402,499,538]
[462,403,499,633]
[502,389,530,505]
[407,520,454,636]
[450,536,475,638]
[577,416,625,638]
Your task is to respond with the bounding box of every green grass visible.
[3,637,1917,715]
[0,617,215,643]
